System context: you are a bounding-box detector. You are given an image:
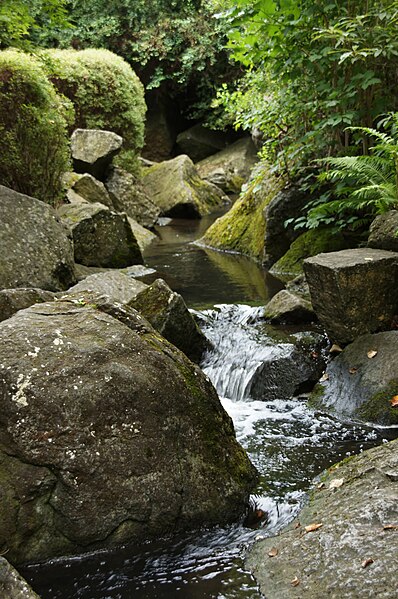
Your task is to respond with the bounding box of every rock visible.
[264,290,315,324]
[129,278,210,363]
[0,298,257,564]
[73,263,156,282]
[247,439,398,599]
[66,189,89,205]
[65,271,147,304]
[70,173,114,208]
[263,185,312,267]
[142,94,179,162]
[57,202,143,268]
[142,155,228,219]
[71,129,123,180]
[270,228,352,281]
[176,124,229,162]
[0,185,77,292]
[196,137,258,193]
[309,331,398,425]
[105,166,160,228]
[0,288,54,323]
[127,217,157,253]
[0,557,40,598]
[304,248,398,345]
[285,274,310,300]
[368,210,398,252]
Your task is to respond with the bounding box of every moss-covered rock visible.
[0,49,71,204]
[39,49,146,172]
[199,166,282,261]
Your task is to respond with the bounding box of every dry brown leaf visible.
[361,558,374,569]
[383,524,398,530]
[294,521,301,529]
[317,482,325,490]
[268,547,278,557]
[320,373,330,382]
[349,367,358,374]
[290,577,300,587]
[330,344,343,353]
[329,478,344,489]
[305,522,323,533]
[390,396,398,407]
[367,350,378,359]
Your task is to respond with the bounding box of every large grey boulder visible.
[0,299,257,564]
[196,137,258,193]
[176,124,229,162]
[0,185,77,292]
[129,278,210,363]
[68,173,114,208]
[0,558,40,598]
[105,166,160,228]
[71,129,123,180]
[310,331,398,425]
[65,271,147,304]
[58,202,143,268]
[0,288,54,323]
[368,210,398,252]
[127,217,157,252]
[304,248,398,345]
[142,155,228,219]
[264,290,315,324]
[247,439,398,599]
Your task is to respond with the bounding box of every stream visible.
[24,216,398,598]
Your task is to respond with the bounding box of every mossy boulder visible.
[0,558,40,598]
[0,288,54,323]
[309,331,398,425]
[263,290,315,324]
[199,166,282,261]
[176,124,229,162]
[39,48,146,171]
[0,49,71,204]
[65,271,148,304]
[70,129,123,181]
[65,172,114,208]
[142,155,228,219]
[0,298,257,564]
[368,210,398,252]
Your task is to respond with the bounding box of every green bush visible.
[0,49,71,203]
[39,49,146,172]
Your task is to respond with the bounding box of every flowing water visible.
[24,217,398,598]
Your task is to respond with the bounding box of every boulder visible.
[309,331,398,425]
[0,185,77,292]
[0,298,257,564]
[65,271,147,304]
[0,558,40,598]
[0,288,54,323]
[196,137,258,193]
[285,274,311,300]
[176,124,229,162]
[142,94,179,162]
[129,278,210,363]
[73,263,156,282]
[247,439,398,599]
[264,290,315,324]
[142,155,228,219]
[127,217,157,253]
[57,202,143,268]
[105,166,160,228]
[70,173,114,208]
[71,129,123,180]
[368,210,398,252]
[304,248,398,345]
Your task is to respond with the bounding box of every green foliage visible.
[0,49,71,203]
[38,49,146,172]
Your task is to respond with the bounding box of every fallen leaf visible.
[290,576,300,587]
[305,523,323,533]
[390,396,398,407]
[383,524,398,530]
[320,373,330,382]
[294,521,301,529]
[349,367,358,374]
[361,558,374,569]
[329,478,344,489]
[330,344,343,353]
[311,351,319,359]
[367,350,378,359]
[268,547,278,557]
[317,482,325,490]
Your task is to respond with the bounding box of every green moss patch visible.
[357,380,398,425]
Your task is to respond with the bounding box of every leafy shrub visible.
[0,49,71,203]
[39,49,146,172]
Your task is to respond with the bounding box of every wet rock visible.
[247,439,398,599]
[65,271,147,304]
[309,331,398,425]
[264,290,315,324]
[70,173,114,208]
[0,288,55,322]
[129,278,210,363]
[58,202,143,268]
[196,137,258,193]
[142,155,228,219]
[304,248,398,345]
[0,558,40,598]
[0,299,257,564]
[368,210,398,252]
[176,124,229,162]
[0,185,77,292]
[105,166,160,228]
[71,129,123,180]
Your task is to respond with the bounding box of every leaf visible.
[390,396,398,407]
[305,523,323,533]
[361,558,374,569]
[290,576,300,587]
[367,350,378,359]
[329,478,344,489]
[383,524,398,530]
[320,373,330,382]
[268,547,278,557]
[349,367,358,374]
[330,344,343,353]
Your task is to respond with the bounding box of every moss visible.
[0,50,71,204]
[308,383,328,410]
[39,49,146,173]
[200,166,282,261]
[357,380,398,425]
